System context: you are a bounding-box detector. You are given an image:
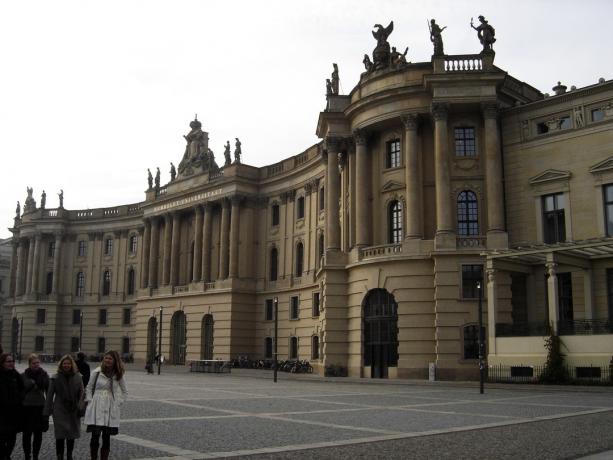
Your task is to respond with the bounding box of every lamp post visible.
[79,311,83,352]
[157,306,163,375]
[18,317,24,363]
[273,297,278,383]
[477,280,485,394]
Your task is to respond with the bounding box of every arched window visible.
[289,336,298,360]
[388,200,403,244]
[457,191,479,236]
[129,235,138,254]
[264,337,273,359]
[127,268,136,295]
[269,247,278,281]
[75,272,85,297]
[295,242,304,277]
[102,270,111,296]
[311,335,319,360]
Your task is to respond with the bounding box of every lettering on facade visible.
[150,188,224,213]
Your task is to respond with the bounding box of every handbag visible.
[78,371,99,418]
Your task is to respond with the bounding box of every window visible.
[36,308,46,325]
[271,204,280,226]
[265,299,274,321]
[104,237,113,256]
[127,268,136,296]
[290,296,299,320]
[122,337,130,354]
[462,264,483,299]
[388,200,403,243]
[457,191,479,236]
[76,272,85,297]
[35,336,44,352]
[311,335,319,360]
[48,241,55,258]
[78,240,86,257]
[70,337,79,353]
[318,233,324,261]
[296,196,305,219]
[592,108,605,122]
[295,242,304,277]
[604,185,613,236]
[45,272,53,295]
[97,337,106,354]
[385,139,401,168]
[463,325,485,359]
[559,116,572,130]
[72,309,81,325]
[543,193,565,243]
[312,292,320,317]
[269,248,278,281]
[264,337,273,359]
[123,308,131,326]
[102,270,111,296]
[0,279,3,293]
[99,309,107,326]
[454,127,476,156]
[607,269,613,321]
[319,187,325,211]
[289,336,298,359]
[129,235,138,254]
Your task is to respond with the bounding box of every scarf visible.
[25,367,49,391]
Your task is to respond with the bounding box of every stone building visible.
[1,21,612,379]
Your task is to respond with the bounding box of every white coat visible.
[83,367,128,428]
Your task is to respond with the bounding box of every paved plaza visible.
[10,365,613,459]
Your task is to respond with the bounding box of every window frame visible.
[127,268,136,296]
[122,308,131,326]
[98,308,108,326]
[295,241,304,277]
[129,234,138,254]
[385,139,401,169]
[122,337,130,354]
[542,192,566,244]
[296,196,305,220]
[35,335,44,352]
[462,324,485,360]
[264,337,273,359]
[97,337,106,354]
[454,127,477,157]
[312,292,320,317]
[36,308,46,325]
[48,241,55,258]
[290,295,299,320]
[311,335,319,360]
[102,270,111,296]
[388,200,403,244]
[289,336,298,360]
[78,240,87,257]
[271,203,280,227]
[457,190,479,236]
[265,299,274,321]
[72,309,81,326]
[269,247,278,281]
[461,264,483,299]
[104,237,113,256]
[70,337,79,353]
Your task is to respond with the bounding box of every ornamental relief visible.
[452,157,480,172]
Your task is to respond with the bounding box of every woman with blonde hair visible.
[84,350,128,460]
[44,354,84,460]
[21,353,50,460]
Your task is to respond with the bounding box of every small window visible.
[48,241,55,258]
[102,270,111,296]
[289,336,298,360]
[312,292,320,317]
[35,336,44,352]
[592,108,605,123]
[99,308,107,326]
[536,122,549,134]
[78,240,86,257]
[271,204,280,226]
[463,325,485,359]
[104,238,113,256]
[319,187,325,211]
[462,264,483,299]
[604,185,613,237]
[76,272,85,297]
[386,139,401,168]
[129,235,138,254]
[36,308,46,325]
[311,335,319,360]
[318,233,324,261]
[296,196,305,220]
[97,337,106,354]
[70,337,79,353]
[454,127,476,156]
[123,308,131,326]
[295,242,304,277]
[45,272,53,295]
[290,296,299,320]
[543,193,565,244]
[122,337,130,354]
[457,191,479,236]
[127,268,136,296]
[264,337,273,359]
[559,116,572,130]
[72,309,81,326]
[265,299,274,321]
[388,200,403,244]
[269,248,278,281]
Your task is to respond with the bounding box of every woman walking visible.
[0,353,24,460]
[21,354,50,460]
[84,350,128,460]
[44,355,84,460]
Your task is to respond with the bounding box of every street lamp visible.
[157,306,163,375]
[273,297,278,383]
[477,280,485,395]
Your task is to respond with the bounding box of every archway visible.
[146,316,158,363]
[363,289,398,378]
[201,314,214,360]
[170,311,187,364]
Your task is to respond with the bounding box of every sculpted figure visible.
[147,169,153,189]
[326,79,332,96]
[58,189,64,208]
[574,107,584,128]
[183,117,206,160]
[391,46,409,68]
[170,162,176,181]
[224,141,231,166]
[429,19,446,56]
[155,167,160,189]
[362,54,373,72]
[27,187,33,200]
[371,21,394,70]
[372,21,394,46]
[471,15,496,53]
[15,201,20,218]
[331,63,339,95]
[40,190,46,209]
[234,138,242,164]
[24,187,36,212]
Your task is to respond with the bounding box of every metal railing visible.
[496,321,549,337]
[558,319,613,336]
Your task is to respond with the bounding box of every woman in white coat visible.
[84,350,127,460]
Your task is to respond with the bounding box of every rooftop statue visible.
[24,187,36,213]
[170,162,176,182]
[58,189,64,208]
[234,138,242,164]
[390,46,409,68]
[155,167,160,190]
[331,63,339,95]
[362,54,373,72]
[147,168,153,190]
[429,19,446,56]
[326,79,332,96]
[40,190,46,209]
[178,116,211,176]
[371,21,394,71]
[224,141,231,167]
[471,15,496,53]
[15,201,20,218]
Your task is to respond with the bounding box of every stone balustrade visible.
[360,243,403,259]
[456,236,487,249]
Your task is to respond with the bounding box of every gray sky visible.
[1,0,611,239]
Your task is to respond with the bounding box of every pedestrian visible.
[75,352,91,388]
[44,354,84,460]
[0,353,24,460]
[22,354,50,460]
[84,350,128,460]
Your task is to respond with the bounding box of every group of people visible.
[0,350,128,460]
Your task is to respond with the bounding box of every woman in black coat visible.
[22,353,50,460]
[0,353,25,460]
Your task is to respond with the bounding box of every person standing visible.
[44,355,84,460]
[84,351,128,460]
[0,353,24,460]
[22,354,50,460]
[76,352,91,388]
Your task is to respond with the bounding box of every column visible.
[14,240,25,296]
[583,268,594,320]
[141,219,151,288]
[486,267,497,355]
[326,137,341,250]
[201,203,212,282]
[483,103,506,247]
[162,214,172,285]
[432,103,454,247]
[402,113,422,239]
[192,206,203,282]
[546,258,560,335]
[8,239,17,297]
[354,130,371,247]
[170,212,181,286]
[25,237,35,294]
[219,198,230,279]
[51,233,62,294]
[148,217,160,288]
[30,235,42,295]
[229,196,241,278]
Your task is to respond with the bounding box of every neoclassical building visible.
[2,21,613,379]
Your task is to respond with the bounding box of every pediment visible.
[381,180,404,192]
[589,157,613,174]
[529,169,571,185]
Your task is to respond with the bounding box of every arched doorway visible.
[201,314,214,360]
[11,317,19,354]
[146,317,158,363]
[170,311,187,364]
[363,289,398,378]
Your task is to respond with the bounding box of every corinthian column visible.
[402,113,422,239]
[201,203,212,282]
[8,239,17,297]
[354,130,371,247]
[325,137,341,250]
[432,103,455,248]
[219,198,230,279]
[30,235,42,295]
[162,214,172,285]
[14,240,24,296]
[229,196,241,278]
[148,217,160,288]
[141,219,151,288]
[170,212,181,285]
[192,206,203,282]
[51,233,62,294]
[25,238,35,294]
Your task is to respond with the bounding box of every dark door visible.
[363,289,398,378]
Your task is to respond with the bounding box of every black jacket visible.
[0,368,25,434]
[76,359,91,387]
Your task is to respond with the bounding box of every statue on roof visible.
[170,162,176,181]
[331,63,339,95]
[24,187,36,213]
[147,169,153,190]
[429,19,446,56]
[471,15,496,53]
[224,141,231,167]
[58,189,64,208]
[390,46,409,68]
[362,54,373,72]
[15,201,20,218]
[178,116,212,177]
[234,138,242,164]
[40,190,46,209]
[154,167,160,190]
[371,21,394,71]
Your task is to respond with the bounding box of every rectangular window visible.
[70,337,79,353]
[129,235,138,254]
[97,337,106,354]
[604,185,613,237]
[296,196,305,219]
[265,299,274,321]
[462,264,483,299]
[592,108,605,123]
[386,139,401,168]
[559,116,572,130]
[123,308,131,326]
[72,309,81,325]
[454,127,476,156]
[290,296,299,320]
[311,335,319,360]
[122,337,130,354]
[48,241,55,258]
[104,238,113,255]
[312,292,320,317]
[272,204,280,226]
[36,308,46,324]
[78,240,86,257]
[99,308,107,326]
[543,193,566,243]
[319,187,325,211]
[35,336,44,352]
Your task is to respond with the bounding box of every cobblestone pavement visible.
[10,365,613,459]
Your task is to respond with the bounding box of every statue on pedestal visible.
[170,162,176,181]
[58,189,64,208]
[147,169,153,190]
[429,19,446,56]
[331,63,339,95]
[178,117,210,176]
[15,201,20,218]
[326,79,332,96]
[40,190,46,209]
[24,187,36,213]
[154,167,160,190]
[224,141,231,166]
[371,21,394,70]
[234,138,242,164]
[390,46,409,68]
[471,15,496,53]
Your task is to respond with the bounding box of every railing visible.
[156,187,167,197]
[45,209,59,217]
[127,204,142,214]
[103,208,119,216]
[71,202,144,220]
[456,236,487,249]
[204,282,216,290]
[174,284,189,294]
[294,152,308,167]
[209,170,224,180]
[360,243,402,259]
[444,54,483,72]
[267,162,284,178]
[75,210,94,219]
[496,321,549,337]
[558,319,613,336]
[487,364,612,385]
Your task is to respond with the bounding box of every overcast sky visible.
[1,0,611,239]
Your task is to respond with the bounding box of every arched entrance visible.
[363,289,398,378]
[11,318,19,354]
[201,314,214,360]
[146,317,158,362]
[170,311,187,364]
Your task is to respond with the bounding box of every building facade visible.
[2,24,612,379]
